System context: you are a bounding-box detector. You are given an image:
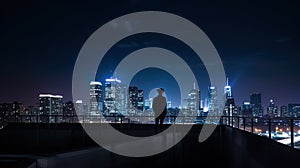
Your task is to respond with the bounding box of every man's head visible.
[156,88,164,95]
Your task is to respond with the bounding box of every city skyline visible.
[0,74,298,108]
[1,1,300,108]
[1,75,300,118]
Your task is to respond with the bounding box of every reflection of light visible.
[254,128,262,133]
[90,81,102,85]
[203,107,208,112]
[105,78,121,83]
[39,94,63,98]
[298,130,300,134]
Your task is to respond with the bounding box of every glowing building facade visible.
[89,81,103,116]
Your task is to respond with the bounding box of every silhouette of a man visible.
[153,88,167,133]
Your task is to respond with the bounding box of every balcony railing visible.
[1,114,300,150]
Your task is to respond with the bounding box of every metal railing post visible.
[291,119,294,148]
[251,118,254,133]
[120,116,123,131]
[243,117,246,131]
[268,119,271,139]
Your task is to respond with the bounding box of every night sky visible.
[1,0,300,108]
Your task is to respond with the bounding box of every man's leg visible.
[155,117,159,133]
[159,115,165,131]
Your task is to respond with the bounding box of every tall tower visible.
[128,86,144,113]
[182,83,200,123]
[267,99,278,117]
[128,86,138,110]
[188,83,200,112]
[280,105,288,117]
[137,89,144,111]
[89,81,103,116]
[223,78,238,117]
[208,86,218,115]
[250,93,263,116]
[104,77,126,115]
[224,77,232,99]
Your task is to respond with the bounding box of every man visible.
[153,88,167,133]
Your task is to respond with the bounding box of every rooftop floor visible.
[0,123,300,168]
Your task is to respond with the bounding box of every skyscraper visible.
[280,105,288,117]
[223,97,239,116]
[89,81,103,116]
[288,104,300,117]
[137,89,144,111]
[241,102,252,117]
[104,77,126,115]
[39,94,63,123]
[74,100,88,122]
[223,78,238,117]
[182,84,200,123]
[63,101,75,123]
[128,86,144,113]
[224,77,232,99]
[267,99,278,117]
[250,93,263,117]
[128,86,138,110]
[208,86,218,115]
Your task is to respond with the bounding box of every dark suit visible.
[153,94,167,133]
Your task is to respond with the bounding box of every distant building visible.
[267,99,278,117]
[144,98,152,111]
[0,103,13,116]
[137,89,144,111]
[63,101,75,116]
[280,105,288,117]
[39,94,63,123]
[63,101,76,123]
[22,105,38,123]
[0,102,24,122]
[224,78,232,99]
[74,100,88,116]
[223,78,238,117]
[182,84,200,123]
[288,104,300,117]
[89,81,103,116]
[224,97,239,116]
[250,93,263,117]
[128,86,144,112]
[0,102,23,116]
[166,107,180,123]
[208,86,219,115]
[24,106,38,115]
[167,101,172,109]
[104,77,126,115]
[241,102,252,117]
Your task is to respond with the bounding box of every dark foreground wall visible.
[222,126,300,168]
[0,123,299,168]
[0,123,224,167]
